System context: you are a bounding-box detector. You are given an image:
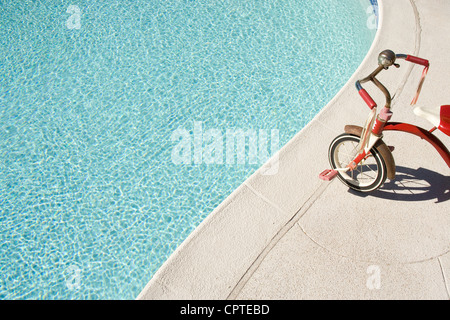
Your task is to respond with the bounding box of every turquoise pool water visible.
[0,0,376,299]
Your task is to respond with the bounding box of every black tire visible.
[328,133,387,192]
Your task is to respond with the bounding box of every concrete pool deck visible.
[137,0,450,300]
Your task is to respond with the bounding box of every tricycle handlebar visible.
[355,50,429,109]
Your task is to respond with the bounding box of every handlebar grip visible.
[359,89,377,109]
[406,55,429,67]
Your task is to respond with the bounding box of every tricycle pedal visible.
[319,169,339,181]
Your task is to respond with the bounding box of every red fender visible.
[384,122,450,168]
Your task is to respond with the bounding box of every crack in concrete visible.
[391,0,422,107]
[437,257,450,300]
[296,218,450,266]
[226,180,331,299]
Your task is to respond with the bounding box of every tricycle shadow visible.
[349,166,450,203]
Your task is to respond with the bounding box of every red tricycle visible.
[319,49,450,192]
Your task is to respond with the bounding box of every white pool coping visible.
[138,0,450,300]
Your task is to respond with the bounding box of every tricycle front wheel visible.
[328,133,387,192]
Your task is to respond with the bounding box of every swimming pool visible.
[0,0,376,299]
